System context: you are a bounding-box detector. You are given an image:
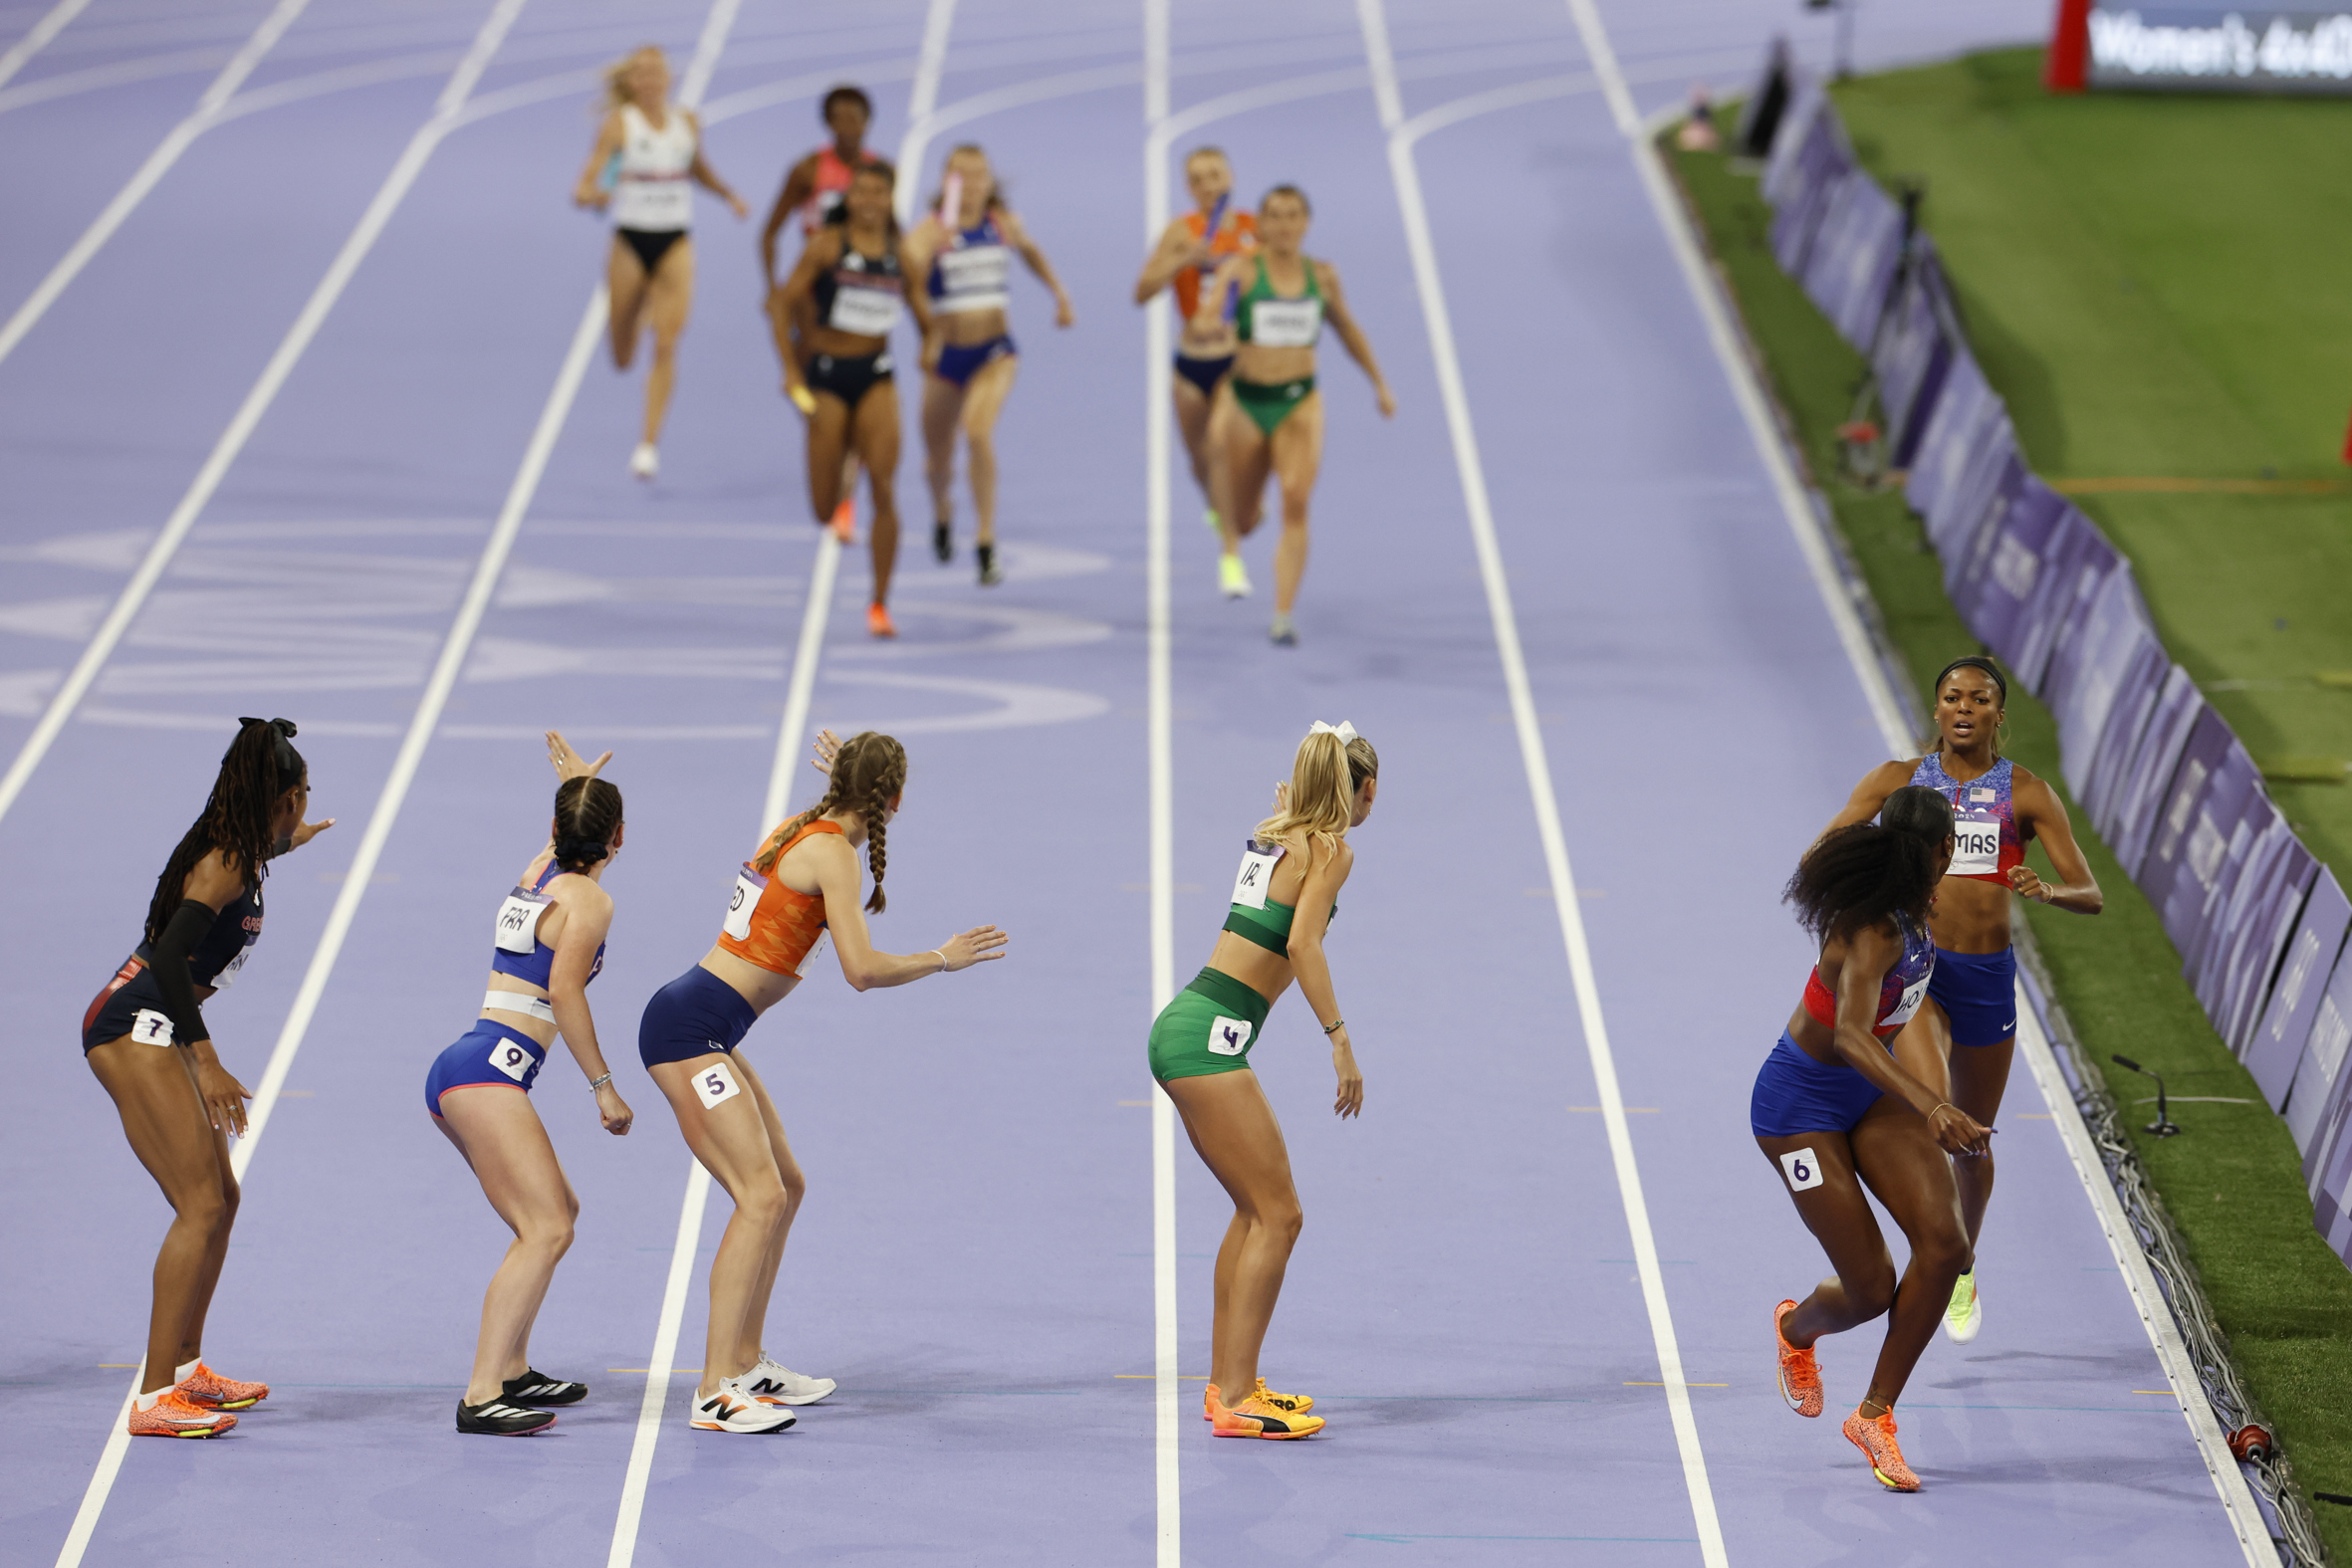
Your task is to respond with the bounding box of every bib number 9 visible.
[486,1037,537,1084]
[694,1057,742,1110]
[1779,1146,1824,1193]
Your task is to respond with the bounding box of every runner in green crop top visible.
[1146,722,1378,1441]
[1189,185,1394,645]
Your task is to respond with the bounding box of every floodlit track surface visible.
[0,2,2247,1564]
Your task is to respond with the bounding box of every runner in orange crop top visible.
[633,730,1007,1433]
[1134,146,1258,543]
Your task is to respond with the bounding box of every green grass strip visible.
[1667,108,2352,1560]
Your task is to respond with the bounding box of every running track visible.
[0,1,2253,1565]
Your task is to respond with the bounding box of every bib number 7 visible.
[693,1057,743,1110]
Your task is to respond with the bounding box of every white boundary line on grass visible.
[0,0,518,831]
[1355,2,1729,1561]
[1590,3,2274,1558]
[0,0,93,90]
[0,0,312,367]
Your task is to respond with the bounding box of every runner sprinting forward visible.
[1757,785,1992,1493]
[1133,145,1258,586]
[1818,656,2101,1343]
[636,730,1007,1433]
[1194,186,1394,643]
[82,718,334,1438]
[901,143,1074,588]
[777,160,928,639]
[1150,722,1375,1440]
[425,734,633,1437]
[573,45,748,482]
[762,85,883,544]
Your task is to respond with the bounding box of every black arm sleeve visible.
[151,899,215,1047]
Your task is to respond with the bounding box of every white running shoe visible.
[689,1377,796,1433]
[744,1356,836,1406]
[1943,1269,1982,1343]
[629,442,659,481]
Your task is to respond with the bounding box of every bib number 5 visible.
[693,1057,743,1110]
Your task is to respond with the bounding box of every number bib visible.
[1208,1015,1255,1056]
[828,283,902,336]
[210,944,252,992]
[1950,810,2001,878]
[693,1056,743,1109]
[1250,297,1321,348]
[495,888,550,955]
[1883,972,1930,1031]
[1230,841,1285,909]
[486,1034,539,1084]
[131,1008,174,1046]
[1779,1146,1824,1192]
[723,865,766,942]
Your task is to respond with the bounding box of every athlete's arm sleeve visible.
[151,899,215,1046]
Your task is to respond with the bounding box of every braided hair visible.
[1784,784,1954,944]
[143,718,304,945]
[753,731,907,913]
[553,776,623,871]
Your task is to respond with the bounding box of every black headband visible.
[234,717,302,786]
[1933,656,2006,704]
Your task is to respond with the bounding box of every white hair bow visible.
[1308,720,1358,744]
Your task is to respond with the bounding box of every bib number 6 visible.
[1779,1146,1824,1193]
[693,1057,742,1110]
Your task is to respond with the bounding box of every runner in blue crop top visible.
[1754,785,1990,1494]
[425,733,632,1437]
[1818,656,2101,1345]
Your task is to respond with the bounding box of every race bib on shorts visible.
[1884,972,1930,1030]
[828,283,902,336]
[131,1008,174,1046]
[495,888,550,955]
[1250,297,1321,347]
[486,1035,538,1084]
[1951,810,2000,877]
[1230,841,1284,910]
[723,865,766,942]
[693,1057,743,1109]
[1779,1146,1824,1192]
[1208,1015,1255,1056]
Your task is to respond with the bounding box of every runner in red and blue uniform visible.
[1820,656,2102,1344]
[1758,784,1990,1493]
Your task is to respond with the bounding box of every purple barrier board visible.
[2048,570,2157,801]
[1803,172,1905,347]
[2287,953,2352,1162]
[1941,445,2027,608]
[2135,708,2240,922]
[2246,867,2351,1109]
[1770,145,1855,279]
[2155,743,2262,958]
[2078,633,2169,835]
[2187,798,2286,1008]
[1960,475,2068,671]
[2012,510,2120,697]
[2217,834,2318,1053]
[1904,347,1993,528]
[1926,415,2017,560]
[2312,1078,2352,1264]
[1761,76,1828,205]
[2110,669,2206,878]
[1874,246,1954,469]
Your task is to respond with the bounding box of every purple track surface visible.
[2,1,2238,1565]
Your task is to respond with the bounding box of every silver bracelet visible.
[588,1072,612,1091]
[929,950,950,974]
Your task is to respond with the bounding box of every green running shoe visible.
[1943,1269,1982,1344]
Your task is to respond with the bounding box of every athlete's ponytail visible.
[1785,784,1953,944]
[553,776,623,872]
[143,718,306,945]
[1253,724,1377,862]
[753,731,907,913]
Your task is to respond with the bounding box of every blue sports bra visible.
[490,860,604,989]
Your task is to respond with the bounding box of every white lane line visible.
[0,0,310,366]
[0,43,231,112]
[1141,9,1179,1560]
[1355,2,1728,1561]
[891,0,959,223]
[1590,20,2277,1561]
[0,0,522,831]
[0,0,93,91]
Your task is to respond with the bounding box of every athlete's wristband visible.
[588,1073,612,1092]
[929,950,950,974]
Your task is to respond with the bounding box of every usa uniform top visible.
[1909,754,2020,884]
[1798,911,1935,1040]
[926,213,1012,315]
[716,818,840,978]
[491,859,606,990]
[812,238,904,338]
[610,103,696,232]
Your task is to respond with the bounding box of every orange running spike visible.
[127,1389,237,1439]
[1842,1406,1921,1491]
[177,1361,269,1411]
[1774,1299,1822,1418]
[866,602,895,639]
[830,499,856,544]
[1207,1380,1324,1440]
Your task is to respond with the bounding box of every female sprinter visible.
[424,734,632,1437]
[573,45,749,482]
[1133,144,1257,582]
[1758,784,1991,1492]
[1818,655,2100,1343]
[1149,721,1375,1440]
[637,730,1007,1432]
[902,143,1074,587]
[760,84,883,546]
[1193,186,1395,643]
[776,160,930,640]
[83,718,332,1438]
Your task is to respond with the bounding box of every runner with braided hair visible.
[636,729,1007,1433]
[82,718,334,1438]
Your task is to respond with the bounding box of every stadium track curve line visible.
[0,0,94,91]
[1354,0,1730,1559]
[0,0,311,365]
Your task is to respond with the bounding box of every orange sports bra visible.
[1172,207,1257,322]
[717,818,840,977]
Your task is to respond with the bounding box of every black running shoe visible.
[977,542,1002,586]
[457,1398,557,1436]
[933,521,953,562]
[502,1370,588,1407]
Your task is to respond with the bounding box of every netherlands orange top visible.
[716,818,841,977]
[1172,207,1258,322]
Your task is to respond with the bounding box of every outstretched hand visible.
[935,924,1010,972]
[288,815,337,850]
[547,730,611,782]
[811,729,842,776]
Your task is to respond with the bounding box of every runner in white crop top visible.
[573,46,748,484]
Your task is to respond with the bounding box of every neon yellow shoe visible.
[1943,1269,1982,1344]
[1218,553,1251,599]
[1201,1377,1313,1423]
